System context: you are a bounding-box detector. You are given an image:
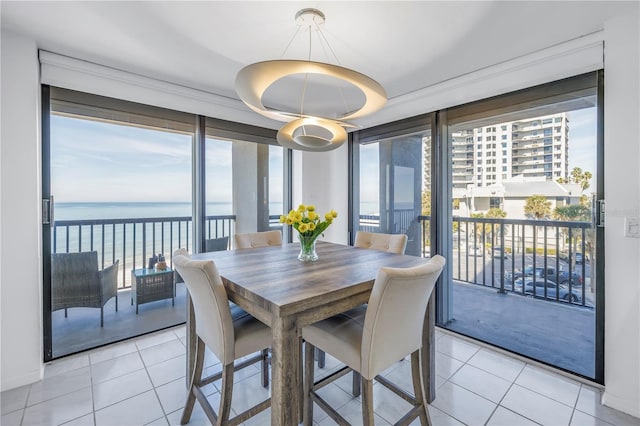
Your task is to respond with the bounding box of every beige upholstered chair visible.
[51,251,119,327]
[316,230,408,391]
[302,255,446,426]
[354,230,408,254]
[173,249,271,426]
[234,230,282,249]
[233,230,281,386]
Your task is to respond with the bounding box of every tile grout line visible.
[139,337,173,424]
[483,360,545,426]
[439,346,531,426]
[90,358,97,426]
[19,383,32,426]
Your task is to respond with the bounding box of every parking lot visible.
[451,246,595,307]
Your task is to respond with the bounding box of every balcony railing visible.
[358,213,592,308]
[54,211,592,307]
[53,215,236,288]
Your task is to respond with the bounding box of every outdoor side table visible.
[131,268,175,314]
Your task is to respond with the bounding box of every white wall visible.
[602,10,640,418]
[1,10,639,418]
[0,31,44,391]
[231,141,258,239]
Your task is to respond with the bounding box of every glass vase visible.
[298,234,319,262]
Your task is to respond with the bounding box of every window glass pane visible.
[447,98,599,379]
[354,129,431,257]
[50,112,193,358]
[205,137,234,242]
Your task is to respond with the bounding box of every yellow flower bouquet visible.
[280,204,337,261]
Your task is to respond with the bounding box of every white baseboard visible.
[602,391,640,419]
[0,366,44,392]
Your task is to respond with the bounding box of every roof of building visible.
[466,180,583,198]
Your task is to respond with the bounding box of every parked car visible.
[467,245,483,256]
[513,278,582,303]
[559,251,589,265]
[491,246,508,259]
[575,252,588,264]
[505,266,582,286]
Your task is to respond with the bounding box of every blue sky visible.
[52,107,596,205]
[358,107,598,207]
[51,115,283,204]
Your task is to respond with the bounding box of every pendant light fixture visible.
[235,8,387,152]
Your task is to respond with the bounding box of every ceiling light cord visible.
[280,26,301,59]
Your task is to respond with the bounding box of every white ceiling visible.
[1,1,634,128]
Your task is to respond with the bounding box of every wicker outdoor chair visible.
[51,251,119,327]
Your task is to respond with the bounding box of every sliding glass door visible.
[204,118,288,245]
[44,87,195,360]
[441,72,603,381]
[42,89,291,361]
[350,72,604,383]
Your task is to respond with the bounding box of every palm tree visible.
[570,167,593,191]
[524,195,551,219]
[486,208,507,244]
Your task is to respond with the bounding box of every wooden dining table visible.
[188,241,436,425]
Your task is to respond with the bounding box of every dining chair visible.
[316,230,408,395]
[232,230,281,386]
[173,249,272,426]
[234,230,282,249]
[354,230,408,254]
[302,255,446,426]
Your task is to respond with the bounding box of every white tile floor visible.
[2,326,639,426]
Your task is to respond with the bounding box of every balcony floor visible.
[52,284,187,358]
[445,280,595,379]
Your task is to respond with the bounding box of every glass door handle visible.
[42,195,54,225]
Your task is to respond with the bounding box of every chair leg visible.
[181,337,205,425]
[352,371,362,397]
[100,307,104,327]
[316,347,325,368]
[362,377,375,426]
[411,350,431,426]
[217,364,234,426]
[261,348,269,388]
[64,308,67,318]
[303,341,315,426]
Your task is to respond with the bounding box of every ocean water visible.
[51,201,403,286]
[52,202,281,286]
[55,202,237,221]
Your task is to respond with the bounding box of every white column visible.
[231,141,258,240]
[0,31,44,390]
[293,144,349,245]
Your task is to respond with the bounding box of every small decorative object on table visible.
[280,204,337,261]
[155,253,167,271]
[148,254,157,270]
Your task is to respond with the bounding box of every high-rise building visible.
[450,113,569,189]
